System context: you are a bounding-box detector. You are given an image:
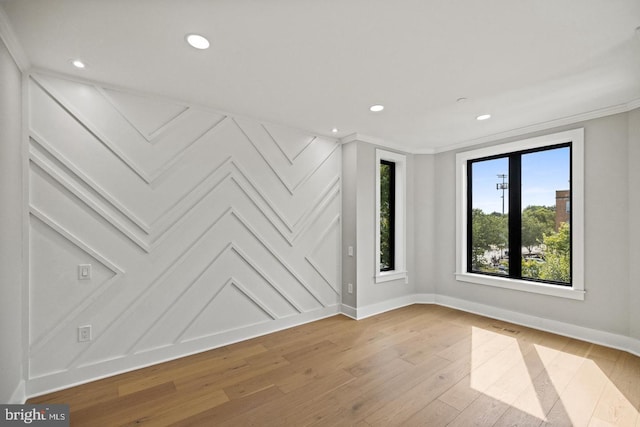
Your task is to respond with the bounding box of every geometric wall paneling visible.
[28,142,151,251]
[125,235,305,355]
[28,79,162,223]
[234,116,341,194]
[26,71,341,394]
[28,209,124,355]
[27,207,125,379]
[98,86,190,143]
[28,76,341,247]
[180,279,275,343]
[30,74,227,183]
[305,214,342,295]
[262,122,318,164]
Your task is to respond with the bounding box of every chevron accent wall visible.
[27,73,342,394]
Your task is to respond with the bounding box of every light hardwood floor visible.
[29,305,640,426]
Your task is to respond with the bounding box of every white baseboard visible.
[347,292,640,358]
[413,293,436,304]
[27,305,340,399]
[434,294,640,358]
[25,295,640,399]
[340,304,357,319]
[349,294,421,320]
[8,380,26,404]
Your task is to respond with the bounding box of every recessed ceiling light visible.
[370,104,384,112]
[72,59,86,69]
[186,34,210,50]
[476,114,491,121]
[331,128,339,133]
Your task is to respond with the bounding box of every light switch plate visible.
[78,264,92,280]
[78,325,92,342]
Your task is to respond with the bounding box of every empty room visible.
[1,0,639,425]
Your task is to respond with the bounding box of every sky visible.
[471,147,570,214]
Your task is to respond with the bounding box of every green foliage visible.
[471,209,507,270]
[471,204,570,283]
[539,222,571,283]
[521,205,555,253]
[380,163,393,270]
[521,258,542,278]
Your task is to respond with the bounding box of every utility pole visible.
[496,174,508,215]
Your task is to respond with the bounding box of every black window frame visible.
[466,142,573,286]
[380,159,396,272]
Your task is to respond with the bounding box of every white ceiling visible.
[1,0,639,152]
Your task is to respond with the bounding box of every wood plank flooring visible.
[28,305,640,426]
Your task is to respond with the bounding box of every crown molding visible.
[340,133,425,155]
[427,99,640,155]
[345,99,640,156]
[0,5,30,71]
[627,98,640,111]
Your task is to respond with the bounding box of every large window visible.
[375,149,406,283]
[456,129,584,300]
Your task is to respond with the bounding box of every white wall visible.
[14,66,640,398]
[628,108,640,340]
[341,139,415,316]
[0,36,24,403]
[429,113,632,336]
[26,72,342,396]
[341,142,357,309]
[413,154,436,295]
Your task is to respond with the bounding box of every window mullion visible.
[466,162,474,273]
[508,154,522,278]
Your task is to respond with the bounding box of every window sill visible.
[455,272,585,300]
[375,270,407,284]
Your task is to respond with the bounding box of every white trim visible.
[349,294,418,320]
[340,133,417,154]
[434,295,640,358]
[340,304,357,319]
[24,294,640,398]
[419,100,640,155]
[455,273,585,300]
[375,270,408,283]
[342,293,640,357]
[343,101,639,156]
[627,98,640,111]
[413,293,437,304]
[0,6,30,71]
[8,380,26,404]
[375,149,407,283]
[455,128,584,299]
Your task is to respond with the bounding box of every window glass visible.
[380,160,395,271]
[521,147,571,283]
[467,144,571,286]
[469,157,509,275]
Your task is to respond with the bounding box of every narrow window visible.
[380,160,395,271]
[375,149,406,283]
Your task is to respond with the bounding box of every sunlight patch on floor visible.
[470,327,546,421]
[470,327,640,425]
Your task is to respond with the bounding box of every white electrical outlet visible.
[78,325,92,342]
[78,264,92,280]
[347,246,354,257]
[347,283,353,294]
